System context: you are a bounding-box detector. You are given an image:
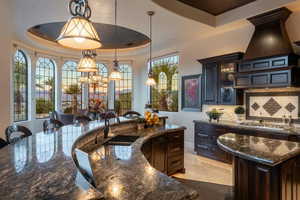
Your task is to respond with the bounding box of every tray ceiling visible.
[177,0,256,15]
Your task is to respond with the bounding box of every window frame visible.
[148,54,179,112]
[61,60,83,113]
[13,50,29,122]
[35,57,56,119]
[114,63,133,115]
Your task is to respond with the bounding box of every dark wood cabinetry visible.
[194,122,232,164]
[141,131,185,176]
[194,121,300,164]
[199,52,244,106]
[236,54,300,88]
[202,63,218,104]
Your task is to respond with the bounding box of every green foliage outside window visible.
[151,63,179,112]
[36,98,54,115]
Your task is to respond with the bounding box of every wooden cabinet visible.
[199,52,244,106]
[202,62,218,104]
[141,131,185,176]
[194,122,232,164]
[152,135,168,173]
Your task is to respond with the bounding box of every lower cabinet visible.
[141,131,185,176]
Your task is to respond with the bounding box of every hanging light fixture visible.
[57,0,102,50]
[146,11,156,86]
[109,0,121,81]
[77,50,98,72]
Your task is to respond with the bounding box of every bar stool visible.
[5,125,32,144]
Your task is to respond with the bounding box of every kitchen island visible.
[218,133,300,200]
[0,117,197,200]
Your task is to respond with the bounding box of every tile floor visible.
[174,147,233,186]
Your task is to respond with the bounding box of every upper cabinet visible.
[235,54,300,88]
[198,52,244,106]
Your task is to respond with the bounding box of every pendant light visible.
[77,50,98,72]
[146,11,156,86]
[57,0,102,50]
[109,0,121,81]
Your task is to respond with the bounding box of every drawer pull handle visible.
[170,147,181,152]
[197,133,208,137]
[197,144,209,150]
[171,160,181,165]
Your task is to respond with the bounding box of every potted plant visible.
[234,106,245,122]
[206,108,223,122]
[136,117,146,130]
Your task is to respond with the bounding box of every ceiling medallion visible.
[57,0,102,50]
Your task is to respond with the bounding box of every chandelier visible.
[57,0,102,50]
[145,11,156,86]
[77,50,98,72]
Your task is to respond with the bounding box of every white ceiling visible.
[11,0,300,57]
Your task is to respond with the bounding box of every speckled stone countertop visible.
[0,117,197,200]
[76,124,197,200]
[218,133,300,166]
[194,120,300,137]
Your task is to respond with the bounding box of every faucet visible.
[95,111,120,144]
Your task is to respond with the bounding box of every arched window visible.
[149,55,179,112]
[13,50,28,122]
[158,72,167,91]
[35,57,55,118]
[115,64,132,115]
[62,61,82,113]
[89,63,108,106]
[171,73,179,91]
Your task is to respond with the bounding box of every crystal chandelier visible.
[57,0,102,50]
[146,11,156,86]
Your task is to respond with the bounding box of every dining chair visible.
[5,125,32,144]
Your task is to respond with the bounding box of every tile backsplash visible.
[246,92,300,121]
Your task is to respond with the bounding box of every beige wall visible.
[0,1,13,139]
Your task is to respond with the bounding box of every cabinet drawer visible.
[168,154,184,173]
[167,131,184,143]
[251,73,268,85]
[168,142,184,156]
[195,144,230,163]
[270,70,290,85]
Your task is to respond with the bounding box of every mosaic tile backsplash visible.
[247,93,299,119]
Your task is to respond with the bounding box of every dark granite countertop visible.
[0,117,197,200]
[193,119,300,137]
[217,133,300,166]
[76,124,197,200]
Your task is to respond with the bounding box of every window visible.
[62,61,82,113]
[150,55,179,112]
[158,72,167,91]
[115,64,132,115]
[89,63,108,107]
[35,57,55,118]
[13,50,28,122]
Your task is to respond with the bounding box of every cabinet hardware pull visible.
[197,144,209,150]
[197,133,209,137]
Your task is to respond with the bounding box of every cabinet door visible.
[152,136,167,173]
[202,63,218,104]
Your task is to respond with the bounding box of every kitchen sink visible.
[104,135,140,146]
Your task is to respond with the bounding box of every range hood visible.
[243,7,294,61]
